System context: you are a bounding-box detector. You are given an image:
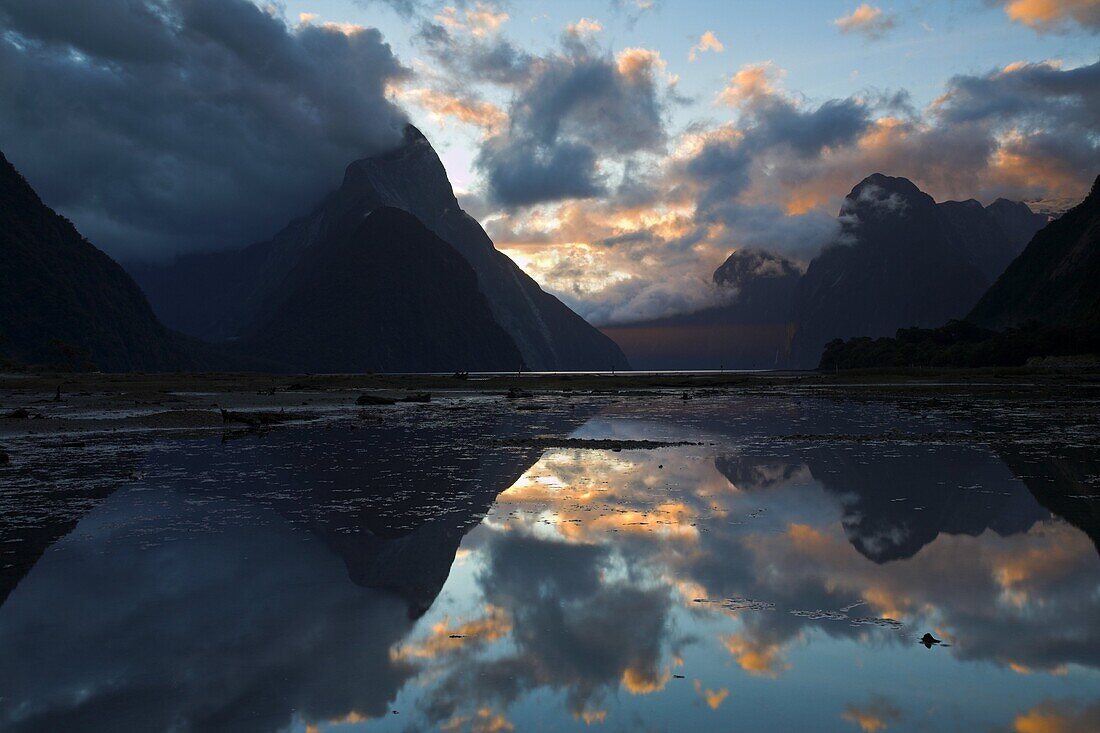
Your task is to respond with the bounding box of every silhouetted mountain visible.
[0,151,187,371]
[792,174,996,367]
[602,248,801,369]
[132,125,628,372]
[238,207,522,373]
[939,197,1046,281]
[969,175,1100,331]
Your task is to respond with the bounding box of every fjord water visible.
[0,394,1097,732]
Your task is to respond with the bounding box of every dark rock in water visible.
[0,450,9,466]
[130,125,628,372]
[398,392,431,403]
[3,408,29,419]
[219,409,293,428]
[356,394,397,406]
[506,387,533,399]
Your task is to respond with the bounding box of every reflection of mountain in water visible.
[0,404,591,732]
[0,445,146,607]
[800,444,1049,563]
[995,445,1100,555]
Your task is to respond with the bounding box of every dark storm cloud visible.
[479,137,606,206]
[473,41,672,207]
[417,20,534,85]
[749,97,870,156]
[0,0,410,259]
[935,59,1100,129]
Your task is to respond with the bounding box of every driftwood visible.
[219,409,290,428]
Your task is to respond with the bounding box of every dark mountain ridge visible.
[132,125,629,372]
[0,150,189,371]
[790,173,1047,367]
[819,174,1099,369]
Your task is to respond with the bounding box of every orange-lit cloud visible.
[1012,700,1100,733]
[566,18,604,37]
[442,707,516,733]
[436,3,509,38]
[721,632,791,677]
[390,605,511,661]
[841,697,902,731]
[693,679,730,709]
[999,0,1100,32]
[401,88,507,134]
[833,5,896,39]
[689,31,724,61]
[621,664,671,694]
[716,62,783,107]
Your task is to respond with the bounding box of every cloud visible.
[689,30,724,61]
[841,696,903,732]
[472,39,675,207]
[400,87,508,134]
[566,18,604,37]
[354,0,425,17]
[435,2,510,38]
[0,0,409,259]
[997,0,1100,33]
[833,4,897,39]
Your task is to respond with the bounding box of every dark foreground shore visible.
[2,366,1100,442]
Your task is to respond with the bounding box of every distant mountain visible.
[969,175,1100,331]
[132,125,628,372]
[939,197,1046,281]
[792,174,1017,368]
[240,207,522,373]
[0,150,187,371]
[602,248,801,370]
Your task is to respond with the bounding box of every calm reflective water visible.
[1,394,1098,732]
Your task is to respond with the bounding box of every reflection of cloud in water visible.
[841,695,902,731]
[412,532,682,724]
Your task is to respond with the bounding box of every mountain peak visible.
[713,248,799,288]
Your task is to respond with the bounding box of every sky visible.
[0,0,1098,325]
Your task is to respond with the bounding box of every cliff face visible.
[792,174,994,368]
[969,175,1100,331]
[240,207,523,373]
[0,150,186,371]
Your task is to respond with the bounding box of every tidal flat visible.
[1,370,1098,732]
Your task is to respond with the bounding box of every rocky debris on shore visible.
[219,409,293,428]
[356,393,397,406]
[500,437,701,450]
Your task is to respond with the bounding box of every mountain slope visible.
[240,207,523,373]
[132,125,629,372]
[791,174,994,368]
[0,151,186,371]
[969,175,1100,330]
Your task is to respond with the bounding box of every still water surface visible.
[1,394,1097,732]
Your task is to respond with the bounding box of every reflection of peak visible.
[805,445,1048,564]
